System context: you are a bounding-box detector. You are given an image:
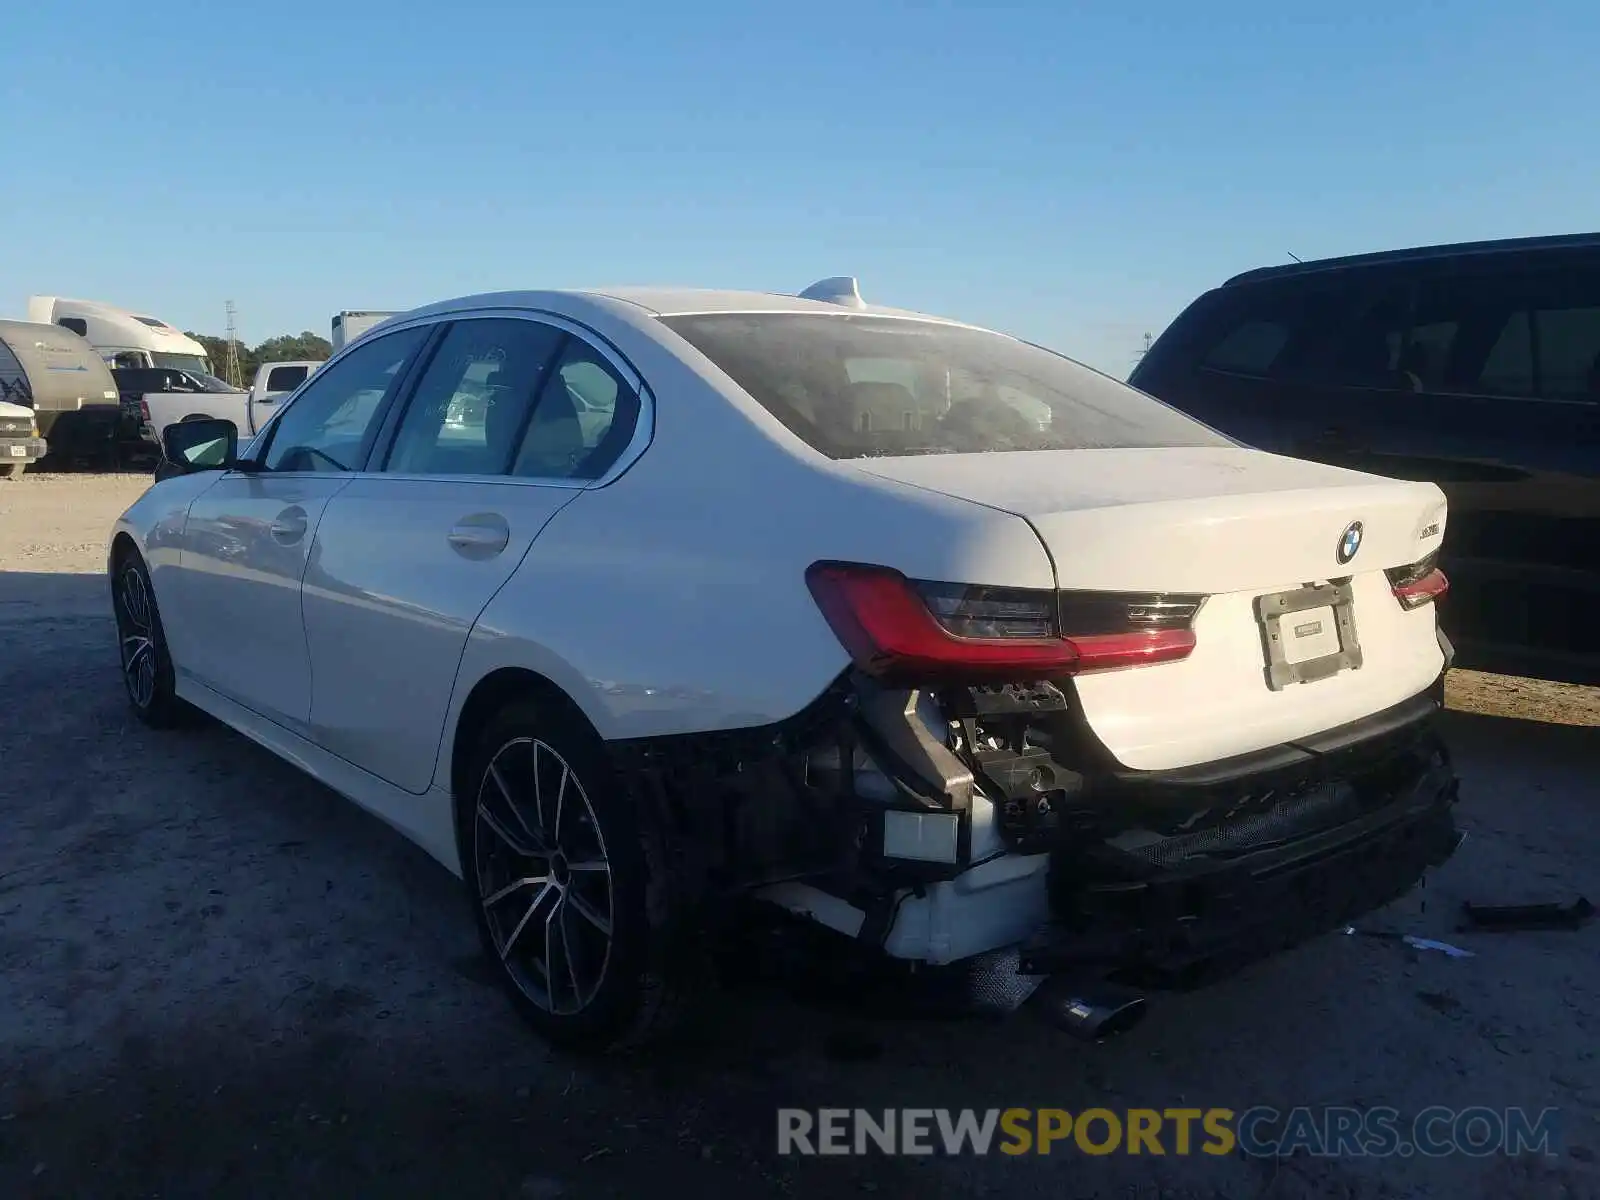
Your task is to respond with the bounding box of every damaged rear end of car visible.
[606,526,1461,1031]
[610,306,1465,1036]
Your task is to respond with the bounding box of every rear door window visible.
[511,339,643,479]
[1477,311,1534,396]
[1321,279,1419,390]
[1533,304,1600,401]
[265,365,311,393]
[383,318,566,476]
[1401,261,1600,402]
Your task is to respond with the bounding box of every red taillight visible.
[805,562,1202,685]
[1386,553,1449,610]
[1392,567,1449,610]
[1058,628,1197,671]
[139,400,151,420]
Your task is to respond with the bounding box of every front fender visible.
[108,471,225,626]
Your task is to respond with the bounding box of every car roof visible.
[389,287,980,330]
[588,287,968,321]
[1223,231,1600,288]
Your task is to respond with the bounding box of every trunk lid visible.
[854,446,1450,771]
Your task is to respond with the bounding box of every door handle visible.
[447,513,511,559]
[270,506,309,544]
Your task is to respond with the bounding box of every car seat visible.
[512,374,585,477]
[480,368,522,469]
[847,380,918,435]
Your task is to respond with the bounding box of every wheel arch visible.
[110,530,142,567]
[447,666,600,839]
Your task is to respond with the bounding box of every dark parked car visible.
[1130,232,1600,686]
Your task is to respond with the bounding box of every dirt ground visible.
[2,470,1597,1200]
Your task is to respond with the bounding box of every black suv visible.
[1130,232,1600,686]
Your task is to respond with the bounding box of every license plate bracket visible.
[1255,581,1362,690]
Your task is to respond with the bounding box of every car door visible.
[165,324,431,733]
[300,313,647,793]
[1383,262,1600,678]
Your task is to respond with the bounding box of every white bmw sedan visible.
[110,279,1462,1051]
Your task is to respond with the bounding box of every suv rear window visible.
[1202,319,1290,375]
[658,313,1227,458]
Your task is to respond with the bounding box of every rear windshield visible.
[192,372,241,392]
[152,352,212,374]
[265,365,310,392]
[658,313,1229,458]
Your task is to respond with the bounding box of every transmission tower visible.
[223,300,244,388]
[1131,331,1153,368]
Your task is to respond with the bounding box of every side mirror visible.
[157,418,238,481]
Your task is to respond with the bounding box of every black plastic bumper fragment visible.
[1017,759,1462,984]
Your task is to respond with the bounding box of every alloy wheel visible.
[474,737,615,1016]
[116,566,159,710]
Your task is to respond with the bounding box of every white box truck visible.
[330,310,398,351]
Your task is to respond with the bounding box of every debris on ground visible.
[1343,928,1476,957]
[1460,896,1594,933]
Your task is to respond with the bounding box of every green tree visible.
[186,330,331,388]
[254,332,333,363]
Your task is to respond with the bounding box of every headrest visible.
[848,380,916,408]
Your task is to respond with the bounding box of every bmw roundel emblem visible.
[1336,521,1364,565]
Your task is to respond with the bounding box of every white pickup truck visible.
[140,360,323,449]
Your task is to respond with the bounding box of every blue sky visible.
[3,0,1595,375]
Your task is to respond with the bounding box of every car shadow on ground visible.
[0,569,111,618]
[2,569,1596,1199]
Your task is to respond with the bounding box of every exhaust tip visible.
[1035,977,1149,1041]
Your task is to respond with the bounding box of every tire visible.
[460,699,695,1053]
[111,552,188,728]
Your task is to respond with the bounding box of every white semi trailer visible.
[330,310,399,351]
[27,296,214,373]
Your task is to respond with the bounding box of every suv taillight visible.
[805,562,1204,685]
[1386,552,1449,610]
